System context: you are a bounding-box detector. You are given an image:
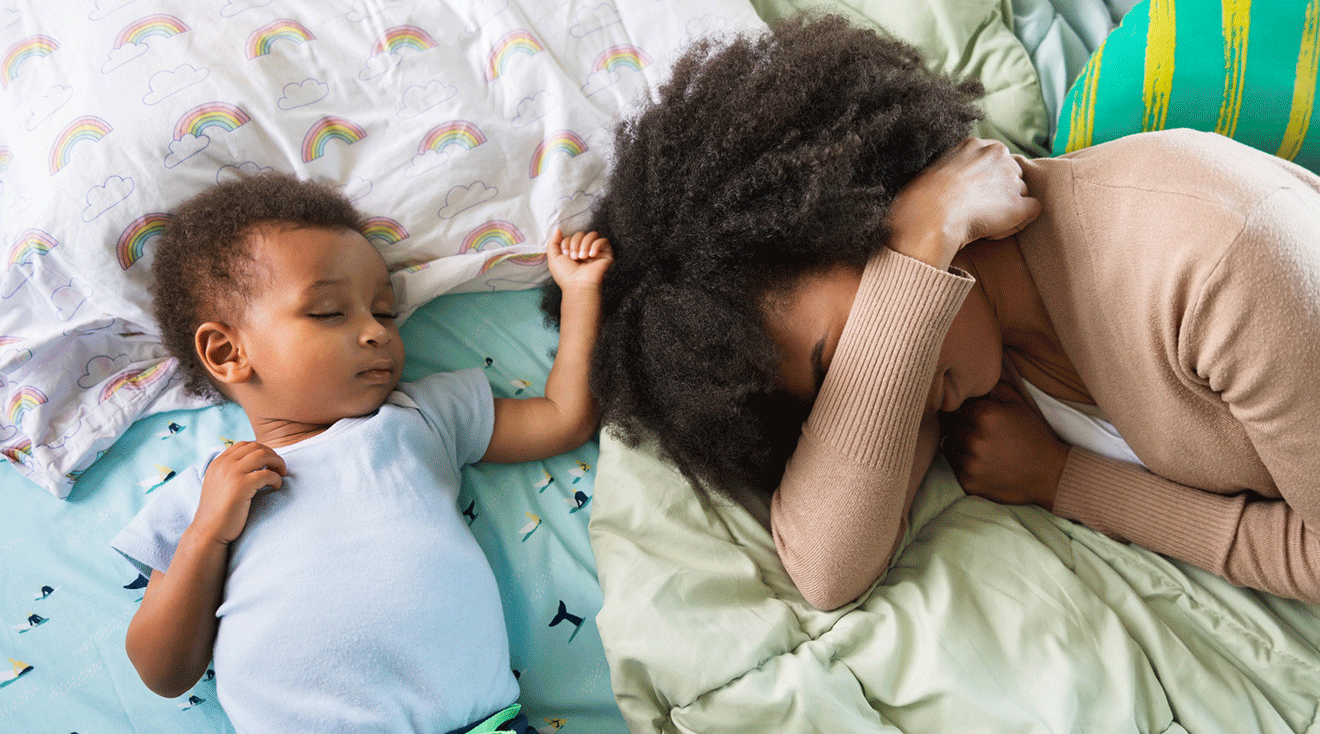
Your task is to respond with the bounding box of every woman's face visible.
[763,258,1002,414]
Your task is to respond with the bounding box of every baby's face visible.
[235,225,404,425]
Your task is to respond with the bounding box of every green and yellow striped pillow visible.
[1054,0,1320,172]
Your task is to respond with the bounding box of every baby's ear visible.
[195,322,252,385]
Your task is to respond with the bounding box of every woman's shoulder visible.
[1017,128,1317,287]
[1035,129,1315,212]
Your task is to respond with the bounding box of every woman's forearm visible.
[125,526,228,698]
[771,247,973,610]
[1053,448,1320,604]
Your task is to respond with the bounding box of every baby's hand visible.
[191,441,287,545]
[547,228,613,292]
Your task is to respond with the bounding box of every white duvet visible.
[0,0,762,498]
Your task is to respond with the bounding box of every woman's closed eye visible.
[309,312,342,320]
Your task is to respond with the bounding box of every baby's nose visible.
[361,321,390,345]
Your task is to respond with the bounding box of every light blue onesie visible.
[112,369,520,734]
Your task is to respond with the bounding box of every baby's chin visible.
[336,387,399,421]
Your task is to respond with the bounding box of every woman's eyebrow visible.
[811,337,826,394]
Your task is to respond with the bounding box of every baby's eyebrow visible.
[301,277,393,293]
[304,278,347,291]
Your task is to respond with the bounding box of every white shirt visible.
[112,369,518,734]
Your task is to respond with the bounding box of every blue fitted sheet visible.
[0,288,627,733]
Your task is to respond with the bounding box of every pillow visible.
[0,0,763,498]
[750,0,1052,156]
[1054,0,1320,171]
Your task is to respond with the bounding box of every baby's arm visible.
[483,230,611,463]
[125,442,286,697]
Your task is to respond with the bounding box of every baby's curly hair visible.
[541,14,984,498]
[152,173,364,402]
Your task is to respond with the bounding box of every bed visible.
[586,1,1320,733]
[0,0,762,729]
[3,0,1318,733]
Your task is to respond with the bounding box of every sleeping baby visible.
[111,173,610,734]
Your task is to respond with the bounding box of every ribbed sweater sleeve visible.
[1053,447,1320,603]
[1054,185,1320,603]
[771,247,973,611]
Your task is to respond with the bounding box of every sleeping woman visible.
[542,14,1320,610]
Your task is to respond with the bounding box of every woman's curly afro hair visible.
[541,13,984,499]
[152,173,364,402]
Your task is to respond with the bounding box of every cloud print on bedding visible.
[0,0,763,498]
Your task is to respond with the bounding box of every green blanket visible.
[587,2,1319,730]
[590,436,1320,732]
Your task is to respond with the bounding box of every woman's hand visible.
[547,228,614,292]
[938,382,1066,510]
[887,137,1042,270]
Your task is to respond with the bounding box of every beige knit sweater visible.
[771,129,1320,611]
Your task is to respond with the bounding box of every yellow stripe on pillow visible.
[1277,0,1320,160]
[1142,0,1177,133]
[1216,0,1252,138]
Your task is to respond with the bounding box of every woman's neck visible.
[952,237,1045,351]
[954,237,1095,405]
